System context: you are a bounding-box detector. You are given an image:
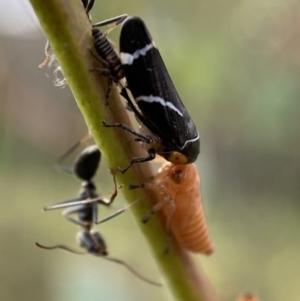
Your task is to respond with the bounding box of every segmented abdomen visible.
[92,28,123,80]
[171,197,213,254]
[155,162,213,254]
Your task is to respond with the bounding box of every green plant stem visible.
[29,0,218,300]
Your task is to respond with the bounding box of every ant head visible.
[77,230,108,256]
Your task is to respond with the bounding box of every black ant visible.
[36,135,161,286]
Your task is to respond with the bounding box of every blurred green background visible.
[0,0,299,300]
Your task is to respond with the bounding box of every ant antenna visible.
[35,242,162,287]
[56,133,92,174]
[101,256,162,287]
[36,242,86,254]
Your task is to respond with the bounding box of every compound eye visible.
[168,152,188,165]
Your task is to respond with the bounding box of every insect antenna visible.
[35,242,86,255]
[36,242,162,287]
[55,133,92,174]
[102,256,162,287]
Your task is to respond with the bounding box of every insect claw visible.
[163,246,170,254]
[141,215,150,224]
[163,235,172,254]
[117,166,129,174]
[128,183,144,190]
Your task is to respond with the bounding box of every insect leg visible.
[103,169,119,206]
[103,14,128,36]
[94,198,140,224]
[44,197,84,211]
[163,236,173,254]
[141,199,166,224]
[89,65,114,105]
[88,47,119,105]
[162,197,176,254]
[44,185,122,211]
[104,79,114,105]
[89,48,110,67]
[92,173,124,224]
[128,175,155,190]
[102,121,152,143]
[89,66,117,84]
[62,205,91,228]
[85,0,95,14]
[118,149,156,174]
[93,14,128,29]
[89,64,116,105]
[128,183,145,189]
[140,193,176,253]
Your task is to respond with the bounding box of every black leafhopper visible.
[104,16,200,172]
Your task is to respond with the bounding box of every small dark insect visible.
[90,14,127,104]
[130,161,213,254]
[36,137,161,286]
[103,16,200,173]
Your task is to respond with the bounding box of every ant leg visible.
[44,185,121,211]
[44,197,83,211]
[62,205,92,228]
[94,198,140,225]
[93,171,132,224]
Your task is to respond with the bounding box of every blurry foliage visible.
[0,0,299,300]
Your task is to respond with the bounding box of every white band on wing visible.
[120,43,155,65]
[180,133,199,150]
[136,95,183,117]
